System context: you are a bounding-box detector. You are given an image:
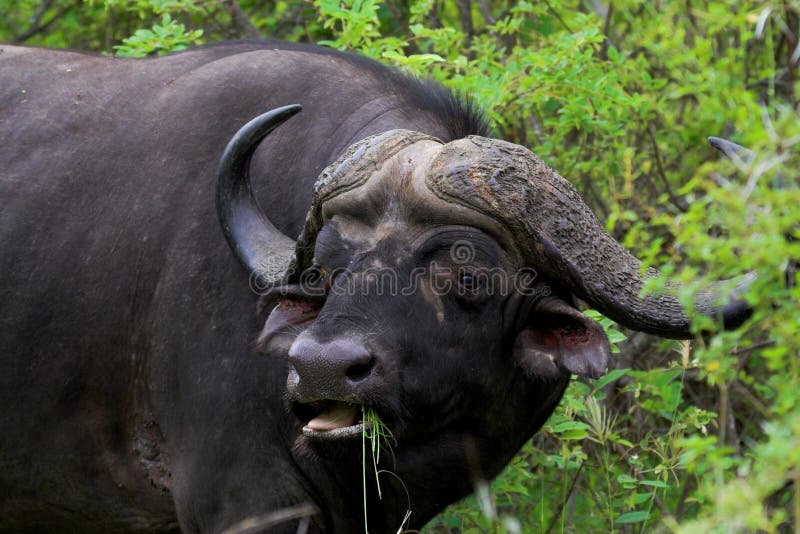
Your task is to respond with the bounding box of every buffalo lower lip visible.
[301,421,372,439]
[298,400,372,439]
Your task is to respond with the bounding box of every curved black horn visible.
[216,105,302,284]
[708,136,756,164]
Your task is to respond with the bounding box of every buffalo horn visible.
[216,105,301,286]
[426,136,751,338]
[708,136,756,164]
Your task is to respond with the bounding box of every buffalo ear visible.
[257,298,321,351]
[513,297,610,379]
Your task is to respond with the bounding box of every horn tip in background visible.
[707,136,755,163]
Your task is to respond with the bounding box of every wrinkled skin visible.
[0,42,608,532]
[263,157,592,529]
[264,214,573,529]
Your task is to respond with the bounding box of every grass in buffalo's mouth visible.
[361,406,393,533]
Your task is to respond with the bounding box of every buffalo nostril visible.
[345,357,375,382]
[288,336,376,395]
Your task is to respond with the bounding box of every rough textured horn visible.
[289,129,440,279]
[426,136,751,338]
[217,105,301,285]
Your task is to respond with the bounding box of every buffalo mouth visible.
[293,400,372,440]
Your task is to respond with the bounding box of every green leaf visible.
[639,479,669,488]
[557,428,589,440]
[616,511,650,524]
[551,421,590,432]
[595,368,631,389]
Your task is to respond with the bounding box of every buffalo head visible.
[215,105,750,527]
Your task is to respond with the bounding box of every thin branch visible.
[568,132,612,221]
[674,475,693,521]
[599,1,615,60]
[14,0,75,43]
[15,0,55,41]
[227,0,262,39]
[545,461,584,534]
[456,0,475,53]
[718,382,729,446]
[476,0,495,25]
[685,0,699,32]
[784,1,798,106]
[426,0,442,30]
[612,443,675,520]
[730,380,770,419]
[384,0,416,53]
[646,126,690,212]
[542,0,573,33]
[731,340,776,356]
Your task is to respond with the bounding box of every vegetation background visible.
[1,0,798,532]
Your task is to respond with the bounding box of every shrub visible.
[4,1,797,530]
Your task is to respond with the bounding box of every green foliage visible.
[315,0,382,50]
[102,0,201,13]
[113,14,202,57]
[3,0,799,531]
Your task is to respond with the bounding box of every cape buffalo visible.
[0,41,748,532]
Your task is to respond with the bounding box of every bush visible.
[4,1,798,531]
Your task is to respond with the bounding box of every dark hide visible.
[0,41,607,532]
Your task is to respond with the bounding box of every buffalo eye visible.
[456,268,488,299]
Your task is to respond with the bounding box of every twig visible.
[227,0,262,39]
[14,0,75,43]
[794,469,800,534]
[718,382,729,446]
[685,0,699,32]
[783,1,798,106]
[674,475,693,521]
[456,0,475,53]
[611,443,674,520]
[542,0,573,33]
[426,1,442,30]
[14,0,55,41]
[731,340,776,356]
[476,0,495,25]
[575,135,612,222]
[545,460,585,534]
[600,1,615,60]
[646,127,689,212]
[730,380,770,419]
